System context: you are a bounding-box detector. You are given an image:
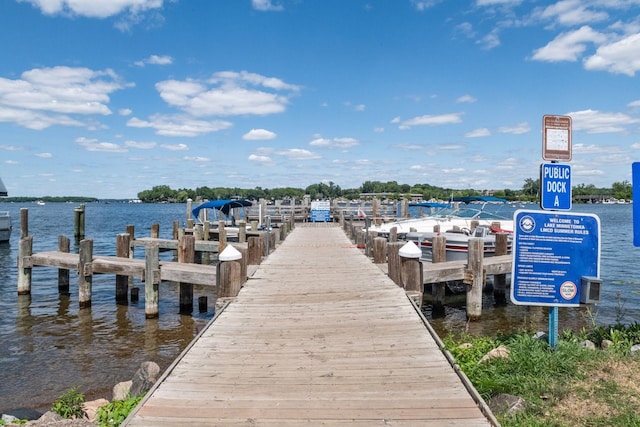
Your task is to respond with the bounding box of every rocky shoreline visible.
[1,361,160,427]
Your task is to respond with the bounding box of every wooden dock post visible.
[116,233,130,305]
[151,223,160,239]
[233,243,248,284]
[18,236,33,295]
[466,238,484,320]
[20,208,28,239]
[431,235,447,318]
[387,241,403,287]
[218,221,227,254]
[247,236,262,265]
[178,234,195,314]
[373,237,386,264]
[74,204,85,240]
[493,233,509,306]
[58,235,70,296]
[78,239,93,308]
[217,246,242,298]
[145,243,160,318]
[399,241,422,295]
[239,221,247,243]
[172,220,179,240]
[126,225,135,287]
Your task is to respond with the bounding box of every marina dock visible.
[123,223,497,426]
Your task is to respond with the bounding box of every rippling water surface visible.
[0,201,637,413]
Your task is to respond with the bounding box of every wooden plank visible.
[123,224,494,426]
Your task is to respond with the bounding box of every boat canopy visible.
[192,199,252,219]
[0,178,7,196]
[408,201,450,208]
[452,196,507,204]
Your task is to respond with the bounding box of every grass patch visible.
[444,326,640,426]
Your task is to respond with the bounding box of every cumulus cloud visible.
[277,148,321,160]
[248,153,273,163]
[243,128,276,140]
[568,109,639,133]
[457,95,477,103]
[531,26,607,62]
[124,140,157,149]
[584,33,640,76]
[155,71,299,117]
[309,137,359,149]
[0,66,128,129]
[17,0,164,18]
[35,152,53,158]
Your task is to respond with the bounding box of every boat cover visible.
[452,196,507,204]
[0,178,7,196]
[192,199,252,219]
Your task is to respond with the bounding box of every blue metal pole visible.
[549,306,559,349]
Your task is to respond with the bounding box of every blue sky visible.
[1,0,639,199]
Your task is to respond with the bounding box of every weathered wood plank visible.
[123,224,494,426]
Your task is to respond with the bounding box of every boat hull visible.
[0,211,11,242]
[406,227,512,262]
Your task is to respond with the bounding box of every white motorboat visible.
[406,224,512,262]
[368,196,514,239]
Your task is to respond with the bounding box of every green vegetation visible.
[133,179,631,204]
[50,386,85,419]
[95,394,145,426]
[444,323,640,426]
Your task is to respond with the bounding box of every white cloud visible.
[75,136,127,152]
[465,128,491,137]
[119,108,132,116]
[156,71,300,117]
[127,114,232,137]
[124,140,157,149]
[18,0,164,18]
[277,148,321,160]
[531,26,607,62]
[35,152,53,158]
[309,136,359,149]
[498,122,531,134]
[161,143,188,151]
[456,95,477,103]
[251,0,283,11]
[584,33,640,76]
[243,128,276,140]
[629,100,640,108]
[568,109,639,133]
[184,156,210,162]
[134,54,173,67]
[399,113,463,130]
[248,154,273,163]
[535,0,609,26]
[0,66,128,129]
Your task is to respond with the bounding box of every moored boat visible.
[406,224,512,262]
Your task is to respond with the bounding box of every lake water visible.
[0,201,638,414]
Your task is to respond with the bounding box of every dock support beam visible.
[78,239,93,308]
[58,235,70,296]
[178,235,195,314]
[74,205,85,241]
[18,236,33,295]
[493,233,509,306]
[116,233,130,304]
[466,238,484,320]
[145,243,160,318]
[431,235,447,318]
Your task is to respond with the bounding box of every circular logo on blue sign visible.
[519,215,535,233]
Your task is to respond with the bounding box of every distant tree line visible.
[134,179,633,204]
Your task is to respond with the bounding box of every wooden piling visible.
[74,205,85,240]
[78,239,93,309]
[151,223,160,239]
[18,236,33,295]
[145,243,160,318]
[58,235,70,295]
[115,233,130,304]
[198,296,208,313]
[20,208,28,239]
[218,221,227,254]
[373,237,386,264]
[493,233,509,306]
[431,235,447,318]
[466,238,484,320]
[217,260,242,298]
[247,236,262,265]
[178,234,195,314]
[387,242,403,287]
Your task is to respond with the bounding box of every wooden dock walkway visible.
[124,223,496,426]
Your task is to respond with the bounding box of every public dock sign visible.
[511,210,600,307]
[310,200,331,222]
[540,163,572,211]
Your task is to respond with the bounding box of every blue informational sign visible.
[540,163,572,210]
[511,210,600,307]
[633,162,640,247]
[310,200,331,222]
